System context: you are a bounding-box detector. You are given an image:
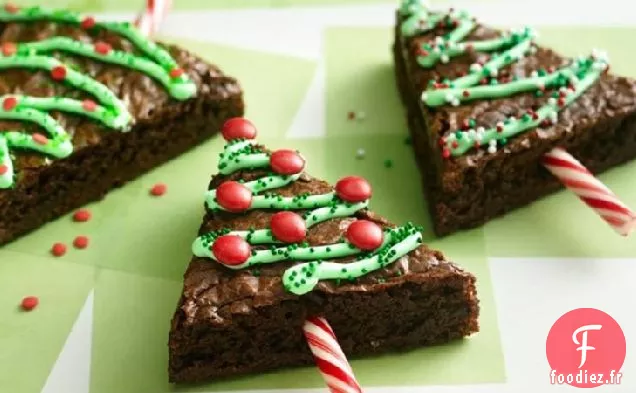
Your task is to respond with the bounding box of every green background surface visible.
[1,2,636,392]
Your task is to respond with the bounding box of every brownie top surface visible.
[0,14,240,188]
[398,11,636,169]
[178,145,473,327]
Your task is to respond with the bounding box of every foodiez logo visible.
[546,308,626,388]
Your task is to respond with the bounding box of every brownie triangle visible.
[168,118,479,383]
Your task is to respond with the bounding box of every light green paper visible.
[160,37,316,139]
[0,252,95,393]
[326,27,409,138]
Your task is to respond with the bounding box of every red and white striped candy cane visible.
[303,317,362,393]
[134,0,172,37]
[542,148,636,236]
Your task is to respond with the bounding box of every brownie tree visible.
[192,118,424,295]
[399,0,609,157]
[0,5,196,189]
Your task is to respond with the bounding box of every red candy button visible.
[270,211,306,243]
[21,296,39,311]
[0,165,7,175]
[51,65,67,81]
[2,96,16,111]
[346,220,384,250]
[94,41,112,55]
[216,181,252,212]
[150,183,167,197]
[221,118,257,141]
[169,68,184,78]
[2,42,16,56]
[51,242,67,257]
[335,176,372,202]
[81,16,96,29]
[270,149,305,175]
[32,133,48,145]
[82,99,97,112]
[73,209,92,222]
[73,236,89,249]
[212,235,251,266]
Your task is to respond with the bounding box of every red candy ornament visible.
[221,118,257,141]
[271,211,306,243]
[335,176,372,202]
[94,41,112,55]
[346,220,384,250]
[216,181,252,212]
[0,165,7,175]
[2,42,16,56]
[212,235,251,266]
[51,65,67,81]
[270,149,305,175]
[81,17,96,29]
[3,96,17,111]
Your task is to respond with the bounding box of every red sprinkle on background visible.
[51,65,67,81]
[81,17,96,29]
[82,99,97,112]
[169,68,184,78]
[94,41,112,55]
[150,183,167,197]
[0,165,7,175]
[32,133,48,145]
[73,209,92,222]
[51,242,67,257]
[2,42,16,56]
[73,236,89,249]
[3,96,17,111]
[4,3,19,13]
[21,296,39,311]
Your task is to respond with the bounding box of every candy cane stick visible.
[134,0,172,37]
[303,317,363,393]
[542,148,636,236]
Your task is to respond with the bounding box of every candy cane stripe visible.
[543,148,635,236]
[303,317,362,393]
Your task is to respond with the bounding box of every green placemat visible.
[0,253,96,393]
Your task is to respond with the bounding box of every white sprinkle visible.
[451,98,460,107]
[433,47,441,54]
[550,112,558,123]
[548,97,557,105]
[356,148,366,159]
[469,63,482,73]
[487,145,497,154]
[476,126,485,134]
[559,86,567,93]
[475,133,483,141]
[468,129,477,137]
[445,93,454,102]
[530,70,538,78]
[489,68,498,77]
[441,54,449,64]
[456,43,465,51]
[435,36,444,44]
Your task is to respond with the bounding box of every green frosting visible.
[283,224,423,295]
[193,140,424,295]
[0,5,198,189]
[399,2,609,157]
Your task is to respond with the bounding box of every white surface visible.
[42,2,635,392]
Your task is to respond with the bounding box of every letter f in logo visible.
[573,324,602,368]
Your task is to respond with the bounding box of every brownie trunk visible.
[169,275,478,383]
[0,94,243,245]
[393,14,636,236]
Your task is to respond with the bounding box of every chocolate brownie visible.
[0,5,243,245]
[168,118,479,383]
[394,1,636,236]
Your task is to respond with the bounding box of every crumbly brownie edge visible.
[168,273,478,383]
[393,12,636,236]
[0,87,244,245]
